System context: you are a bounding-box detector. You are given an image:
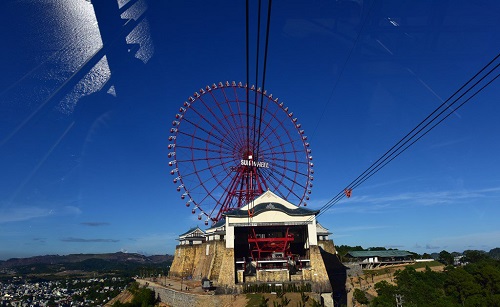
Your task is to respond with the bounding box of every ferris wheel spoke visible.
[256,99,281,142]
[182,96,238,143]
[222,113,246,150]
[192,166,235,212]
[257,100,288,137]
[208,175,239,220]
[265,162,308,191]
[208,91,247,147]
[179,117,237,151]
[259,147,308,158]
[192,159,236,183]
[222,85,254,148]
[175,144,235,157]
[205,156,236,190]
[268,157,309,166]
[176,126,236,154]
[260,137,305,155]
[179,157,238,178]
[258,127,298,155]
[197,96,243,146]
[192,171,228,206]
[261,167,304,202]
[258,168,292,201]
[269,162,310,179]
[232,98,248,148]
[176,155,236,165]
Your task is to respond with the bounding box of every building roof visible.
[224,202,319,218]
[239,190,311,211]
[206,218,225,230]
[316,222,332,235]
[178,226,205,237]
[346,250,413,258]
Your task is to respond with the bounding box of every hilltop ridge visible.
[0,252,173,271]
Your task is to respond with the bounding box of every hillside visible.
[0,252,172,268]
[0,252,173,276]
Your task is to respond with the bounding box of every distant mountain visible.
[0,252,173,269]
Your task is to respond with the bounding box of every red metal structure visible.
[247,228,294,259]
[169,81,313,225]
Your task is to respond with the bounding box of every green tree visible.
[489,248,500,260]
[335,245,364,261]
[394,266,446,305]
[463,250,489,264]
[439,250,454,266]
[371,280,397,307]
[465,261,500,300]
[113,283,157,307]
[353,288,369,305]
[444,267,482,306]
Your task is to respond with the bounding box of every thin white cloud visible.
[59,206,82,215]
[0,203,82,224]
[0,206,52,223]
[359,176,420,190]
[119,232,178,255]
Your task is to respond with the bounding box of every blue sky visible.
[1,0,500,260]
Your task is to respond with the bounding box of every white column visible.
[226,220,235,248]
[307,218,318,246]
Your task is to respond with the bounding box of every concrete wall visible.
[170,241,228,281]
[137,280,236,307]
[169,244,205,278]
[318,240,337,255]
[309,245,332,292]
[216,248,235,286]
[170,236,338,291]
[256,270,289,282]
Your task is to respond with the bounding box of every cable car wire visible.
[313,52,500,219]
[252,0,262,151]
[246,0,250,157]
[256,0,272,159]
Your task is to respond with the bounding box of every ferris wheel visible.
[168,81,314,225]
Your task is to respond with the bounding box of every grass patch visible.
[408,261,443,269]
[362,261,444,276]
[246,293,266,307]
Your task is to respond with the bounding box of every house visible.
[345,250,414,269]
[177,226,205,245]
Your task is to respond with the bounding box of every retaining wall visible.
[137,280,236,307]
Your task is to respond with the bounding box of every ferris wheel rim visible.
[169,81,313,224]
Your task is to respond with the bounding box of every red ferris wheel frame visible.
[168,81,313,225]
